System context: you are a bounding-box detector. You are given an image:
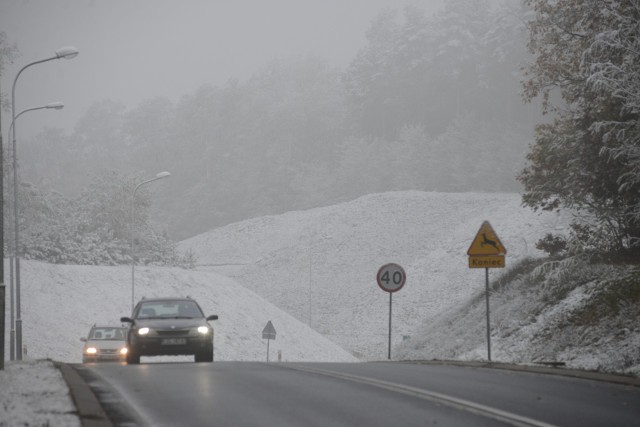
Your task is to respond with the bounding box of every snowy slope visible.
[180,191,571,359]
[5,261,357,363]
[395,257,640,376]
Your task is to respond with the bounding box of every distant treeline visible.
[18,1,537,241]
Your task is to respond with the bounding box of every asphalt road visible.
[69,361,640,427]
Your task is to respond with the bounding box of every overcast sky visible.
[2,0,443,138]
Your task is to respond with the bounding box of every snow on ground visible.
[3,261,356,364]
[0,359,80,427]
[180,191,570,359]
[395,257,640,377]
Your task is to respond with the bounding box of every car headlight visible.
[138,327,150,335]
[120,347,128,355]
[197,326,210,335]
[85,347,97,354]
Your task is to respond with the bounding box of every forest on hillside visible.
[13,1,538,240]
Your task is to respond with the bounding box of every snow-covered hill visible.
[4,261,357,363]
[396,256,640,376]
[180,191,571,359]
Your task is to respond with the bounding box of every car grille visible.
[100,349,118,355]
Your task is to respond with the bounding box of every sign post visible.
[262,320,276,362]
[376,263,406,360]
[467,221,506,362]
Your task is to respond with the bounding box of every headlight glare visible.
[197,326,210,334]
[120,347,128,355]
[138,327,150,335]
[85,347,97,354]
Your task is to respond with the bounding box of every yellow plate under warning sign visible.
[469,255,505,269]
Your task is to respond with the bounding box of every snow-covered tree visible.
[0,31,19,109]
[16,172,188,266]
[520,0,640,253]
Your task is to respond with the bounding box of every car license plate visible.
[161,338,187,345]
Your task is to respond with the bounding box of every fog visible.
[2,0,534,242]
[1,0,442,138]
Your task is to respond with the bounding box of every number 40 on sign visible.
[376,263,406,293]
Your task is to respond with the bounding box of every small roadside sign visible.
[262,321,276,340]
[262,320,276,362]
[468,221,506,269]
[376,263,406,293]
[376,263,406,360]
[467,221,508,363]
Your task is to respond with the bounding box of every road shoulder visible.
[57,362,113,427]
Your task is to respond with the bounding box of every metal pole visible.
[7,106,60,361]
[9,106,64,360]
[130,172,171,312]
[12,56,57,360]
[11,49,79,360]
[9,257,14,360]
[130,180,149,312]
[131,180,149,312]
[266,338,270,362]
[12,104,21,360]
[485,268,492,362]
[130,189,136,313]
[0,285,4,369]
[388,292,392,360]
[308,245,311,326]
[0,81,4,370]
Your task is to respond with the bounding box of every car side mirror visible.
[207,315,219,321]
[80,337,87,342]
[120,317,134,323]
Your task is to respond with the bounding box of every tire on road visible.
[195,346,213,363]
[126,350,141,364]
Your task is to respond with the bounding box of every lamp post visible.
[7,102,64,361]
[12,46,78,360]
[130,171,171,312]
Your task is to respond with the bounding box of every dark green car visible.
[121,297,219,364]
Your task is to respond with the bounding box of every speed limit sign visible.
[376,263,406,293]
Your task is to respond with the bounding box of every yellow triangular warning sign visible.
[467,221,507,256]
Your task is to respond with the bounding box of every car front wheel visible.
[195,347,213,363]
[126,349,140,364]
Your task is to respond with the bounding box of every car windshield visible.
[136,300,203,319]
[90,327,126,340]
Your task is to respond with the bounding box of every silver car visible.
[81,325,128,363]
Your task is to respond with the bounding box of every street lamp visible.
[7,102,64,361]
[11,46,79,360]
[130,171,171,312]
[9,102,65,137]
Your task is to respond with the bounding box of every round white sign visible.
[376,263,406,293]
